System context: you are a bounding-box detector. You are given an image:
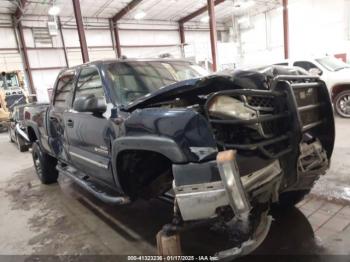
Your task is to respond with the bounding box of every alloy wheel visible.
[336,93,350,117]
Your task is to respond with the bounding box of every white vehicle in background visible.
[275,56,350,118]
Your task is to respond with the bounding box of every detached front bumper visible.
[173,150,280,259]
[173,151,281,221]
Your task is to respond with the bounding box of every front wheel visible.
[275,190,310,209]
[334,90,350,118]
[32,142,58,184]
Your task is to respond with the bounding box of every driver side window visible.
[74,67,105,102]
[53,72,75,110]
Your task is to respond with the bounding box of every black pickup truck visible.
[24,59,334,259]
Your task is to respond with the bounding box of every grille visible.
[205,89,291,159]
[246,96,274,109]
[261,121,275,136]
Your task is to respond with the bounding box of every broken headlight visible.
[208,95,273,138]
[208,95,257,120]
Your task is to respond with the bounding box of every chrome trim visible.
[69,151,108,169]
[217,150,251,215]
[15,123,29,142]
[94,147,109,154]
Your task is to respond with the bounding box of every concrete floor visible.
[0,117,349,260]
[311,117,350,202]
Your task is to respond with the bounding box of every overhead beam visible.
[109,19,117,57]
[14,0,36,98]
[178,0,225,24]
[111,21,122,58]
[14,0,28,20]
[72,0,89,63]
[179,23,185,44]
[207,0,218,71]
[112,0,143,22]
[110,0,143,58]
[179,22,185,57]
[17,21,36,97]
[58,17,69,67]
[283,0,289,59]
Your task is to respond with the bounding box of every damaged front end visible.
[174,150,279,259]
[170,74,334,259]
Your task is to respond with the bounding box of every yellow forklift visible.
[0,71,28,132]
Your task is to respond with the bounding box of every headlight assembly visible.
[208,95,257,121]
[208,95,273,138]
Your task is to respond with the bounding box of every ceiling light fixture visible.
[48,5,60,16]
[134,10,146,20]
[200,16,209,23]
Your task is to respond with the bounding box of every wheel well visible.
[27,126,37,142]
[331,84,350,101]
[116,150,173,199]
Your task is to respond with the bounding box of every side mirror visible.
[73,95,107,114]
[309,68,322,76]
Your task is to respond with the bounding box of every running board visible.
[56,165,130,205]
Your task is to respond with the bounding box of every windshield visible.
[106,61,208,104]
[0,73,19,90]
[316,57,350,71]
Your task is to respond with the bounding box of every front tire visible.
[32,142,58,184]
[276,190,310,209]
[334,90,350,118]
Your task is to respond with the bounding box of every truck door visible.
[65,66,114,184]
[48,71,75,161]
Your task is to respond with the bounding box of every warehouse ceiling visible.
[1,0,281,23]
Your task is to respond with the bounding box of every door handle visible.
[49,116,56,121]
[67,119,74,128]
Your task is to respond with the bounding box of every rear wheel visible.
[32,142,58,184]
[16,133,28,152]
[276,190,310,209]
[334,90,350,118]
